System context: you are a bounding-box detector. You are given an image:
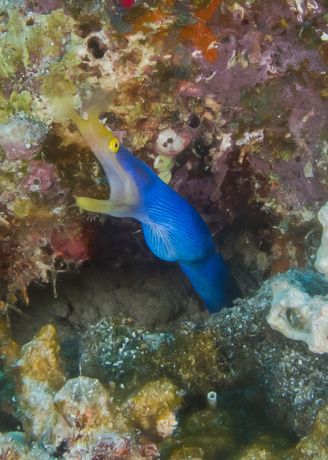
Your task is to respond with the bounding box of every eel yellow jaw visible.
[72,110,139,218]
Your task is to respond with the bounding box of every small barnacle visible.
[20,161,60,194]
[158,170,172,184]
[154,155,175,172]
[188,114,201,129]
[207,390,218,408]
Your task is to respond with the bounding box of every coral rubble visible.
[1,323,161,458]
[1,269,328,458]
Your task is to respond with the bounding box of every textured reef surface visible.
[1,269,328,458]
[1,0,328,458]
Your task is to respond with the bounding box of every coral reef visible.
[78,269,328,438]
[1,270,328,458]
[0,432,52,460]
[0,116,48,161]
[0,0,328,458]
[268,279,328,353]
[17,324,66,443]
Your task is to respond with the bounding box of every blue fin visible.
[141,182,215,262]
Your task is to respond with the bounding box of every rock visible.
[10,324,158,458]
[52,376,130,458]
[267,279,328,353]
[123,378,182,437]
[80,269,328,437]
[17,325,65,442]
[295,403,328,459]
[0,432,52,460]
[0,318,20,422]
[168,446,205,459]
[233,445,279,460]
[19,324,65,388]
[80,318,223,393]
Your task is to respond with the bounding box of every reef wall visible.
[0,0,327,303]
[0,1,328,458]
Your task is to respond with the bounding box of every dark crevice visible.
[87,36,107,59]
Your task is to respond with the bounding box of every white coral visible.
[267,280,328,354]
[315,202,328,280]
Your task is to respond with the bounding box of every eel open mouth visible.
[71,110,139,217]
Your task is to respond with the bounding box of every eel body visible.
[73,110,237,312]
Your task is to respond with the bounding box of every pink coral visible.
[20,160,60,194]
[50,221,91,263]
[91,433,132,459]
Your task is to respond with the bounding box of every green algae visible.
[0,9,75,82]
[0,8,83,125]
[40,49,80,98]
[0,91,33,123]
[154,327,224,391]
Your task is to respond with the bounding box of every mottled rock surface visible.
[80,269,328,437]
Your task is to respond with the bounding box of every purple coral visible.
[24,0,63,13]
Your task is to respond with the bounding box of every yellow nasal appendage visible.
[76,196,113,214]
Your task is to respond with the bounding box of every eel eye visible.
[108,137,120,153]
